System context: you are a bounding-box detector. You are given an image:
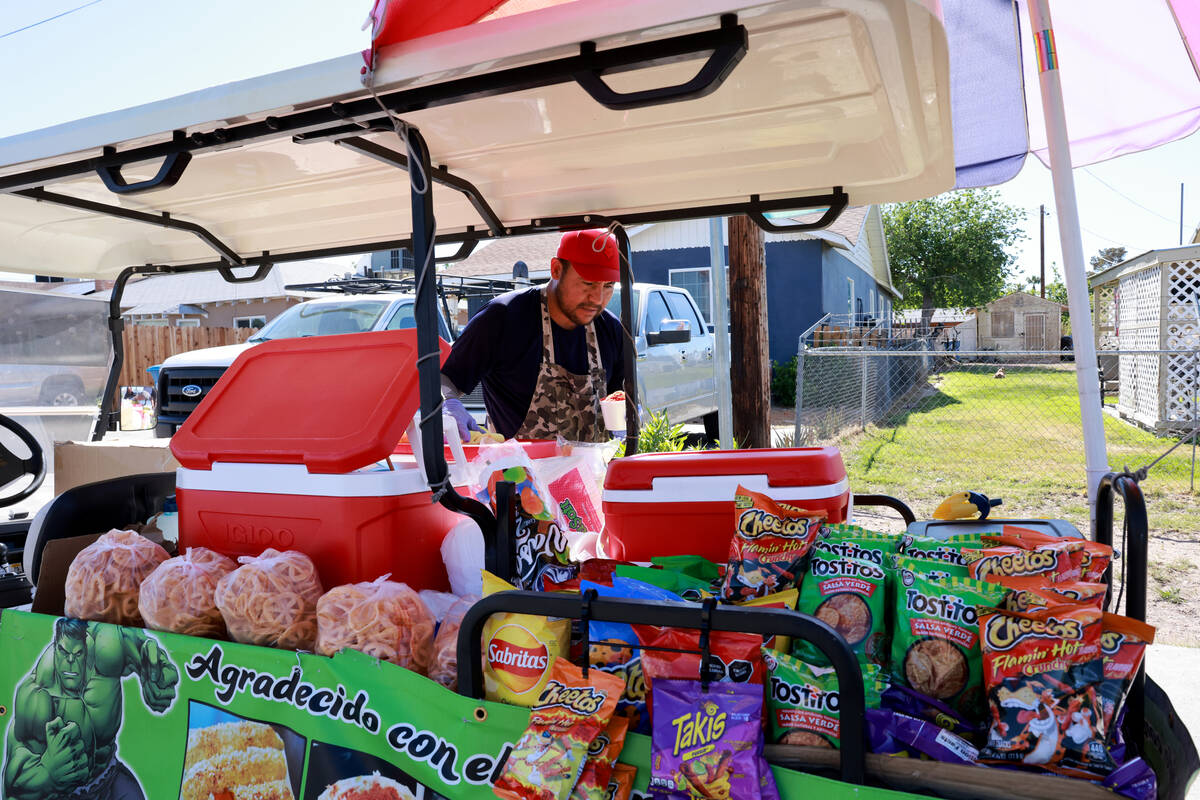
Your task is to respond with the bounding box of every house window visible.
[992,310,1014,338]
[668,268,713,323]
[135,318,168,327]
[235,315,267,329]
[176,319,200,328]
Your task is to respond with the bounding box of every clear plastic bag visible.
[316,575,435,674]
[64,529,170,626]
[140,547,237,638]
[440,518,484,598]
[214,549,323,650]
[427,595,479,691]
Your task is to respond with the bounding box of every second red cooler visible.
[599,447,850,562]
[172,330,464,591]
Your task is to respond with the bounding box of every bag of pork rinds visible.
[316,576,435,674]
[721,486,824,601]
[214,548,323,651]
[493,658,623,800]
[427,595,479,691]
[978,604,1114,778]
[64,529,170,627]
[139,547,237,638]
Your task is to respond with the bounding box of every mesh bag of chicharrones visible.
[720,486,824,601]
[65,529,170,627]
[978,604,1114,778]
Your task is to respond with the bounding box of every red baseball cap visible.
[556,229,620,282]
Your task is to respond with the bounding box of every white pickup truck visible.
[154,282,718,437]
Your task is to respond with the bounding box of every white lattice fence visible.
[1094,284,1117,350]
[1164,259,1200,425]
[1117,265,1162,426]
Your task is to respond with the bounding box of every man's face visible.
[550,259,616,328]
[54,636,87,693]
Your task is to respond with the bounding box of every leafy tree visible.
[883,190,1025,325]
[1009,266,1068,305]
[1089,246,1127,270]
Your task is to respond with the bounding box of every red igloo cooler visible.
[599,447,850,563]
[171,330,465,592]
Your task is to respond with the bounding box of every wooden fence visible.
[118,326,256,389]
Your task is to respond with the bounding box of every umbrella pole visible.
[1026,0,1111,534]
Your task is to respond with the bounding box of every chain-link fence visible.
[789,323,1200,534]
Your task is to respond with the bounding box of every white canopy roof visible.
[0,0,952,279]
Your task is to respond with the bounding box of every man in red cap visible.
[441,229,625,443]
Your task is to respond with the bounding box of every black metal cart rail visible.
[1095,470,1149,755]
[455,590,868,785]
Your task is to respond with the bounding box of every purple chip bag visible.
[650,679,774,800]
[866,708,978,764]
[1104,757,1157,800]
[881,684,985,741]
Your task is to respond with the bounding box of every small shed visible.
[975,291,1064,351]
[1089,243,1200,432]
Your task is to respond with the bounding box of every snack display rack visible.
[0,1,1196,799]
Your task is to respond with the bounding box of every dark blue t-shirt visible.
[442,287,625,438]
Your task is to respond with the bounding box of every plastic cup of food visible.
[601,392,627,431]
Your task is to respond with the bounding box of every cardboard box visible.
[54,440,179,495]
[31,533,101,616]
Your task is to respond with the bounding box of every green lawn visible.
[837,367,1199,535]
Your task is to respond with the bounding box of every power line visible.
[0,0,104,41]
[1082,167,1178,225]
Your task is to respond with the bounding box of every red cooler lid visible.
[171,330,450,473]
[604,447,846,491]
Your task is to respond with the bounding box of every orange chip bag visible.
[720,486,823,601]
[483,571,570,707]
[569,715,630,800]
[493,658,624,800]
[993,576,1108,612]
[605,763,636,800]
[996,527,1114,583]
[963,541,1081,584]
[1098,613,1156,739]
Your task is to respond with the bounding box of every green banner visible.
[0,610,920,800]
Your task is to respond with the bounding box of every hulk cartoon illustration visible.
[3,617,179,800]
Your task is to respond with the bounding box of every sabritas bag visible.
[977,605,1112,778]
[720,486,824,601]
[482,571,571,707]
[890,568,1007,717]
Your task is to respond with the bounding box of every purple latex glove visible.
[444,397,481,442]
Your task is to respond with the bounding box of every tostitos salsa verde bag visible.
[890,568,1006,718]
[795,549,888,666]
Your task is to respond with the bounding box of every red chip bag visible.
[978,604,1113,778]
[963,540,1082,583]
[606,763,636,800]
[720,486,823,601]
[569,715,630,800]
[638,626,765,690]
[991,576,1108,612]
[493,659,624,800]
[998,527,1114,583]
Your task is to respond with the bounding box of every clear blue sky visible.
[1,0,1196,285]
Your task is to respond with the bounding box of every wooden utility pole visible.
[728,215,770,448]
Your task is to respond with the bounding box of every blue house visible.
[433,206,899,365]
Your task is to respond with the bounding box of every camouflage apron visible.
[516,288,608,442]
